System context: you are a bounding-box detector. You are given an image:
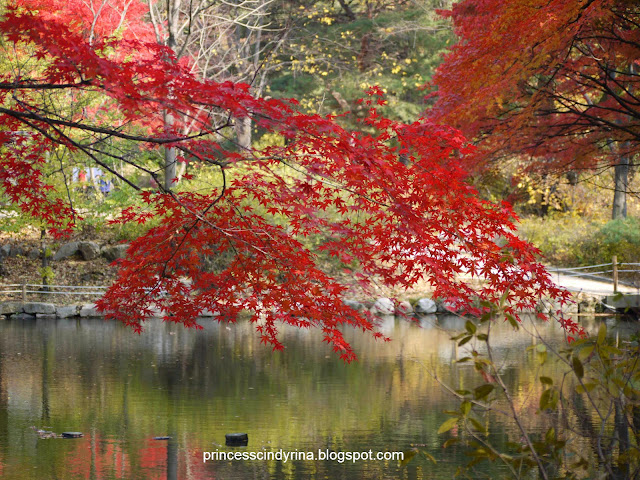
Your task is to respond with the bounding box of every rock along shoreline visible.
[0,292,605,322]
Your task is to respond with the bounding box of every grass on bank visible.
[518,216,640,269]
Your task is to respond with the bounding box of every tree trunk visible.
[234,116,252,150]
[612,154,629,219]
[163,0,180,192]
[337,0,356,20]
[40,227,50,291]
[164,112,177,191]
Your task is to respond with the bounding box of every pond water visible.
[0,313,636,479]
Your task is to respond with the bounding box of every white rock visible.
[53,242,79,261]
[414,298,437,314]
[397,301,413,314]
[79,304,101,317]
[372,297,395,315]
[78,241,100,260]
[102,244,129,262]
[56,305,79,318]
[23,302,56,314]
[0,301,24,315]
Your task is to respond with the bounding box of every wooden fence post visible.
[21,282,26,302]
[613,255,618,294]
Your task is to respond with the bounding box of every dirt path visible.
[548,269,639,296]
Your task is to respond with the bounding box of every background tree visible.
[430,0,640,220]
[147,0,289,189]
[267,0,453,125]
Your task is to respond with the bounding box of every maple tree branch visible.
[265,154,391,209]
[18,114,143,193]
[0,103,230,145]
[0,80,93,90]
[158,165,228,281]
[485,322,550,480]
[80,143,163,187]
[53,148,78,224]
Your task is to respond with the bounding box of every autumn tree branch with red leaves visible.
[430,0,640,220]
[0,3,580,361]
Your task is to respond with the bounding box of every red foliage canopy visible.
[0,3,579,360]
[430,0,640,175]
[18,0,154,43]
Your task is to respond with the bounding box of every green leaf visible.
[505,313,518,328]
[575,382,597,394]
[540,389,559,410]
[474,384,495,400]
[443,438,459,448]
[480,312,492,323]
[465,320,477,334]
[499,288,510,308]
[461,401,472,416]
[476,333,488,341]
[399,448,418,466]
[536,350,547,365]
[545,427,556,443]
[540,389,552,410]
[572,355,584,378]
[437,417,459,434]
[577,344,594,362]
[479,300,493,309]
[468,417,486,433]
[458,335,472,347]
[540,376,553,386]
[421,451,436,464]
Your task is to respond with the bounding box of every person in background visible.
[99,176,113,195]
[78,169,87,192]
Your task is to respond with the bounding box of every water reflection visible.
[0,314,635,479]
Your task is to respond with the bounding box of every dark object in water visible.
[225,433,248,446]
[62,432,84,438]
[153,436,171,440]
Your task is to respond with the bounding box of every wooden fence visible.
[0,283,107,302]
[548,256,640,293]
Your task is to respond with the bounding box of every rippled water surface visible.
[0,314,635,479]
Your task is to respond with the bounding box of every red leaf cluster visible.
[430,0,640,174]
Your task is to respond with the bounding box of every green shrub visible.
[518,216,640,267]
[584,217,640,265]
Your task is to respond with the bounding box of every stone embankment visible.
[0,292,605,322]
[0,301,225,320]
[0,301,100,320]
[0,240,612,320]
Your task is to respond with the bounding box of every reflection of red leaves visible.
[62,432,207,479]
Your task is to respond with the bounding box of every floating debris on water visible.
[225,433,248,446]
